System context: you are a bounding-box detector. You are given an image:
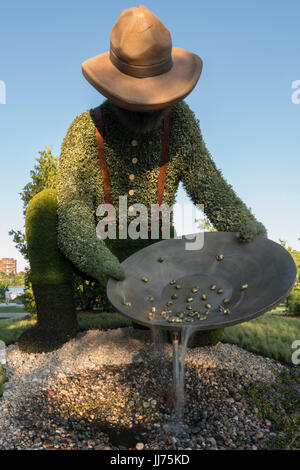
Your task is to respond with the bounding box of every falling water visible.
[174,325,193,420]
[161,326,193,438]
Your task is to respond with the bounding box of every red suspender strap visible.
[93,106,113,206]
[157,107,173,207]
[93,106,173,212]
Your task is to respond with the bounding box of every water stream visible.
[174,325,193,420]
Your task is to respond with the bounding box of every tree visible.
[0,272,26,287]
[0,283,9,303]
[279,239,300,285]
[9,147,58,260]
[195,215,216,232]
[10,147,110,313]
[21,147,58,212]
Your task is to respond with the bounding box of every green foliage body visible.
[57,100,266,285]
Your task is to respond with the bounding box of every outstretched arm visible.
[179,104,267,241]
[57,112,125,283]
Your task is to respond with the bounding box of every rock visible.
[207,437,216,447]
[191,427,201,434]
[0,330,285,451]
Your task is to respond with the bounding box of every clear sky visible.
[0,0,299,272]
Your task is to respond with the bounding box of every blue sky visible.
[0,0,299,271]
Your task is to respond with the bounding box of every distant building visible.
[0,258,17,275]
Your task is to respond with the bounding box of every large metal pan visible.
[107,233,296,332]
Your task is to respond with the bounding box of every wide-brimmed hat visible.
[82,5,203,111]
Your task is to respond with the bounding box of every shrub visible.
[287,288,300,316]
[223,314,300,363]
[78,312,132,331]
[188,328,224,348]
[0,365,6,396]
[19,284,37,316]
[0,284,8,303]
[25,189,73,286]
[18,189,77,353]
[74,275,114,312]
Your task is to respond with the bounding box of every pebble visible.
[0,328,285,451]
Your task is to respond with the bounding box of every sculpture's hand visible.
[96,250,126,287]
[236,220,267,243]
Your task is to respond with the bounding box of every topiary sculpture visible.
[18,7,266,353]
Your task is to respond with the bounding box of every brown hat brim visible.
[82,47,203,111]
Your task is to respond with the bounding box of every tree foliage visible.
[0,283,9,303]
[195,215,216,232]
[10,148,111,312]
[9,148,58,261]
[21,147,58,213]
[0,272,26,287]
[279,239,300,285]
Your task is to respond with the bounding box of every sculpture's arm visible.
[179,105,267,241]
[57,113,125,283]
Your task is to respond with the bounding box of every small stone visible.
[191,427,201,434]
[207,437,216,447]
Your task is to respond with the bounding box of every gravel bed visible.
[0,328,286,450]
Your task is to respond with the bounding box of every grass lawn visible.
[0,312,132,346]
[0,310,299,364]
[223,313,300,364]
[0,317,36,345]
[0,306,28,313]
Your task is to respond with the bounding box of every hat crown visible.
[110,5,172,67]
